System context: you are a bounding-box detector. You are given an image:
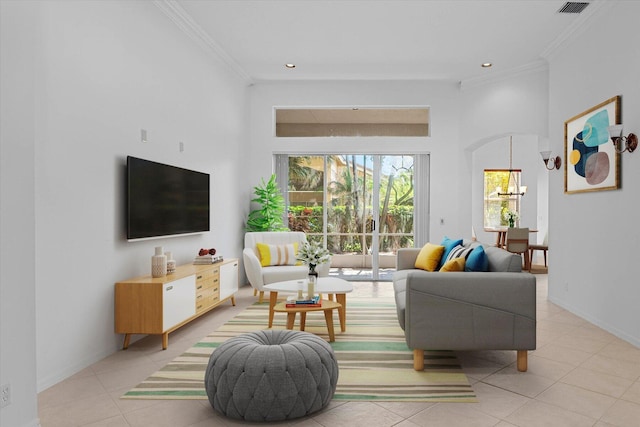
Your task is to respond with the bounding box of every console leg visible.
[122,334,131,350]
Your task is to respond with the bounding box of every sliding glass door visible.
[284,154,416,280]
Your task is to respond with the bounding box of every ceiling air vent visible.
[557,2,590,14]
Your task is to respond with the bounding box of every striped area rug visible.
[122,298,476,402]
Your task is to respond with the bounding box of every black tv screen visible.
[127,156,210,240]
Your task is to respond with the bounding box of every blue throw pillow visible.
[466,245,489,272]
[439,236,463,268]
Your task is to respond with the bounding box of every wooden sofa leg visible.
[253,288,257,296]
[413,349,424,371]
[258,291,264,303]
[517,350,528,372]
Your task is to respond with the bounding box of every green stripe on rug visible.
[122,297,476,402]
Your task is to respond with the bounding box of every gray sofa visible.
[393,240,536,372]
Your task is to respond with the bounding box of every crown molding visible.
[540,0,615,61]
[152,0,253,84]
[459,59,548,90]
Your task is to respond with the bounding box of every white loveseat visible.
[243,231,330,302]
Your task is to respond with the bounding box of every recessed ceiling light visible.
[285,63,296,69]
[481,62,493,68]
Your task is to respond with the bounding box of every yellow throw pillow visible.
[414,243,445,271]
[256,242,298,267]
[440,257,465,272]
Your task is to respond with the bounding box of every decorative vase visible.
[508,219,515,228]
[308,263,318,276]
[307,263,317,299]
[165,251,176,274]
[152,246,167,277]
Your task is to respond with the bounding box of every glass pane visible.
[378,156,414,265]
[327,155,372,256]
[275,108,430,137]
[287,156,324,239]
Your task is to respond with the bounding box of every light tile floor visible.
[38,273,640,427]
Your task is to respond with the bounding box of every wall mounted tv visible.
[127,156,210,240]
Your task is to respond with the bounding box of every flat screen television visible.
[127,156,210,240]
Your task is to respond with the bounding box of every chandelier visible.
[497,136,527,197]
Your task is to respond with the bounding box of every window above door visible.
[275,107,430,137]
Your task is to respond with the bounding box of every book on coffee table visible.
[285,295,321,307]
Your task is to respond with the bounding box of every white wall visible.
[547,1,640,346]
[0,1,39,426]
[26,0,249,392]
[459,69,550,245]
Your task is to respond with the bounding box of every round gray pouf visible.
[204,329,338,422]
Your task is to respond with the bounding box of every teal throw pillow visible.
[466,245,489,272]
[439,236,463,268]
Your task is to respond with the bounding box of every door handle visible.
[371,220,376,232]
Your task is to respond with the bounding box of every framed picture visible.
[564,96,621,194]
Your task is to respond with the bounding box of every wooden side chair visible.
[529,230,548,270]
[506,227,531,271]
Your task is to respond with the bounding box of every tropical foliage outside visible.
[287,155,414,256]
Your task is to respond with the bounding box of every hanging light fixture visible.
[497,136,527,197]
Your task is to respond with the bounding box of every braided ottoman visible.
[204,329,338,422]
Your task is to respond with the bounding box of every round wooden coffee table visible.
[272,299,342,342]
[264,277,353,330]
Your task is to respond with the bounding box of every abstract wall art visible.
[564,96,621,194]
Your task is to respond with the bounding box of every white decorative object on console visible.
[165,251,176,274]
[151,246,167,277]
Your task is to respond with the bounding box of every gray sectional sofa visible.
[393,240,536,372]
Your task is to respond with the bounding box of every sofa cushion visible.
[465,245,489,272]
[415,243,445,271]
[445,245,473,263]
[439,237,463,268]
[440,257,465,272]
[484,245,522,272]
[257,242,299,267]
[262,265,309,284]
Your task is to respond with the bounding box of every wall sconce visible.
[607,125,637,154]
[540,151,561,170]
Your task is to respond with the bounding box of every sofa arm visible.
[405,271,536,351]
[242,248,264,289]
[396,248,421,271]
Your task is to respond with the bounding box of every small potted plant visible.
[503,209,519,228]
[297,240,331,276]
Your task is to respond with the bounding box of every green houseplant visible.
[246,174,288,232]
